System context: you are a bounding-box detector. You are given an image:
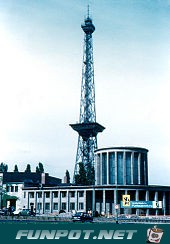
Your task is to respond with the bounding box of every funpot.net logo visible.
[15,229,137,240]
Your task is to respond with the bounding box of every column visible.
[50,191,53,213]
[35,192,37,212]
[96,154,101,185]
[114,189,117,204]
[145,190,149,216]
[123,151,126,185]
[58,190,61,212]
[92,189,95,213]
[102,189,106,215]
[154,191,158,216]
[163,192,166,216]
[107,152,109,184]
[66,190,69,212]
[75,190,78,211]
[131,152,134,184]
[115,151,118,185]
[27,192,30,209]
[138,153,141,184]
[100,153,102,185]
[145,154,148,185]
[84,190,87,212]
[42,191,45,214]
[114,188,119,216]
[95,154,98,185]
[136,190,139,215]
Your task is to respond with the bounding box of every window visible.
[53,192,58,198]
[61,203,66,210]
[79,202,84,210]
[37,202,42,210]
[61,192,66,198]
[30,192,34,198]
[53,203,58,210]
[15,186,18,192]
[24,192,26,198]
[6,186,10,192]
[11,186,14,192]
[45,192,50,198]
[37,192,42,198]
[45,203,50,210]
[70,191,75,198]
[79,191,84,197]
[70,203,75,210]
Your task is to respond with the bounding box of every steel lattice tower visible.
[70,11,105,183]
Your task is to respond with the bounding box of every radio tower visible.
[70,7,105,184]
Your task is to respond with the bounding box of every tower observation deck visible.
[70,12,105,184]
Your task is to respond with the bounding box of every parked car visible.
[12,208,21,216]
[59,209,66,214]
[72,212,93,223]
[0,208,12,216]
[12,208,36,216]
[0,209,6,215]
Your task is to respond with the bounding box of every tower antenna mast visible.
[70,8,105,184]
[87,4,90,18]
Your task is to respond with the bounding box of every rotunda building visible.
[95,147,148,186]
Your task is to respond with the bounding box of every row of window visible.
[27,191,84,199]
[6,185,18,193]
[36,202,84,211]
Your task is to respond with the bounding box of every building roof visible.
[2,172,61,187]
[95,146,149,153]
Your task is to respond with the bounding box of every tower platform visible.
[70,122,105,140]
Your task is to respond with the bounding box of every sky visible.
[0,0,170,185]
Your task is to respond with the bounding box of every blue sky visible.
[0,0,170,185]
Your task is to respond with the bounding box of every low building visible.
[23,183,170,216]
[0,172,61,211]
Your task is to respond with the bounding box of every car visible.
[12,208,36,216]
[72,212,93,223]
[12,208,22,216]
[0,208,8,216]
[0,208,15,216]
[0,209,6,215]
[59,209,66,214]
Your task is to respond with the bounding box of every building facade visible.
[95,147,148,186]
[23,184,170,216]
[0,172,61,211]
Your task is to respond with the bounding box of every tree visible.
[38,162,44,173]
[86,164,95,185]
[25,164,31,173]
[14,164,19,172]
[65,170,70,184]
[36,166,40,173]
[36,162,44,173]
[75,162,87,185]
[74,162,95,185]
[0,163,8,172]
